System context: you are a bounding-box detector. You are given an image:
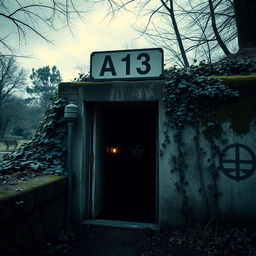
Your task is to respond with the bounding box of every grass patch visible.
[0,140,30,152]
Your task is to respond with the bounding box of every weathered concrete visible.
[58,76,256,229]
[58,80,164,226]
[158,76,256,227]
[0,175,67,256]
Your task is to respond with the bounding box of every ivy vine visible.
[0,94,67,175]
[162,57,256,221]
[1,55,255,221]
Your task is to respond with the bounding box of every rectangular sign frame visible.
[90,48,164,81]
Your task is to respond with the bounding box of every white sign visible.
[90,48,163,81]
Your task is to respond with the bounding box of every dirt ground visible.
[1,148,256,256]
[37,224,256,256]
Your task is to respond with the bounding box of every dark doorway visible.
[91,103,157,223]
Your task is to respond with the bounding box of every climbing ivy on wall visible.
[0,95,67,175]
[163,71,239,138]
[1,55,256,222]
[162,57,256,222]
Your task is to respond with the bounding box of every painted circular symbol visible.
[130,144,144,158]
[219,143,256,182]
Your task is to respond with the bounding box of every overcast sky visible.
[15,3,152,82]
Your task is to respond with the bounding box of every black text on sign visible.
[90,48,163,81]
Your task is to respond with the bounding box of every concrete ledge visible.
[58,80,164,102]
[0,175,67,256]
[215,75,256,88]
[0,175,67,224]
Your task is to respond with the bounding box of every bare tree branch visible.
[208,0,231,56]
[0,0,87,56]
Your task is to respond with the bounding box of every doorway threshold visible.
[82,219,159,230]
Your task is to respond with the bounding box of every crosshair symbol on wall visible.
[219,143,256,182]
[130,144,144,158]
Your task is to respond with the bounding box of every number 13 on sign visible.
[90,48,163,81]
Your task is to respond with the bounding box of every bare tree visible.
[108,0,190,66]
[105,0,237,66]
[179,0,236,60]
[0,56,26,137]
[160,0,189,67]
[0,0,86,56]
[208,0,231,56]
[0,56,26,106]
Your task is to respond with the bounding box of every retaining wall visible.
[0,175,67,256]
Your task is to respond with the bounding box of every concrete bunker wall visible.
[58,77,256,228]
[159,76,256,227]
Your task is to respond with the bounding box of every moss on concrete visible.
[61,81,112,87]
[0,175,67,224]
[0,175,67,256]
[0,175,66,201]
[202,76,256,135]
[214,75,256,88]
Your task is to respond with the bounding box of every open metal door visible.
[90,106,107,218]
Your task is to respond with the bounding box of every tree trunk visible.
[208,0,231,56]
[161,0,190,67]
[0,114,9,138]
[234,0,256,49]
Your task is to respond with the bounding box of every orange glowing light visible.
[107,146,120,155]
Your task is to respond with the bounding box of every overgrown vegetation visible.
[163,57,256,148]
[0,95,67,176]
[1,57,256,194]
[162,57,256,220]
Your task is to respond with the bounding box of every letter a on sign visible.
[90,48,163,81]
[100,55,117,76]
